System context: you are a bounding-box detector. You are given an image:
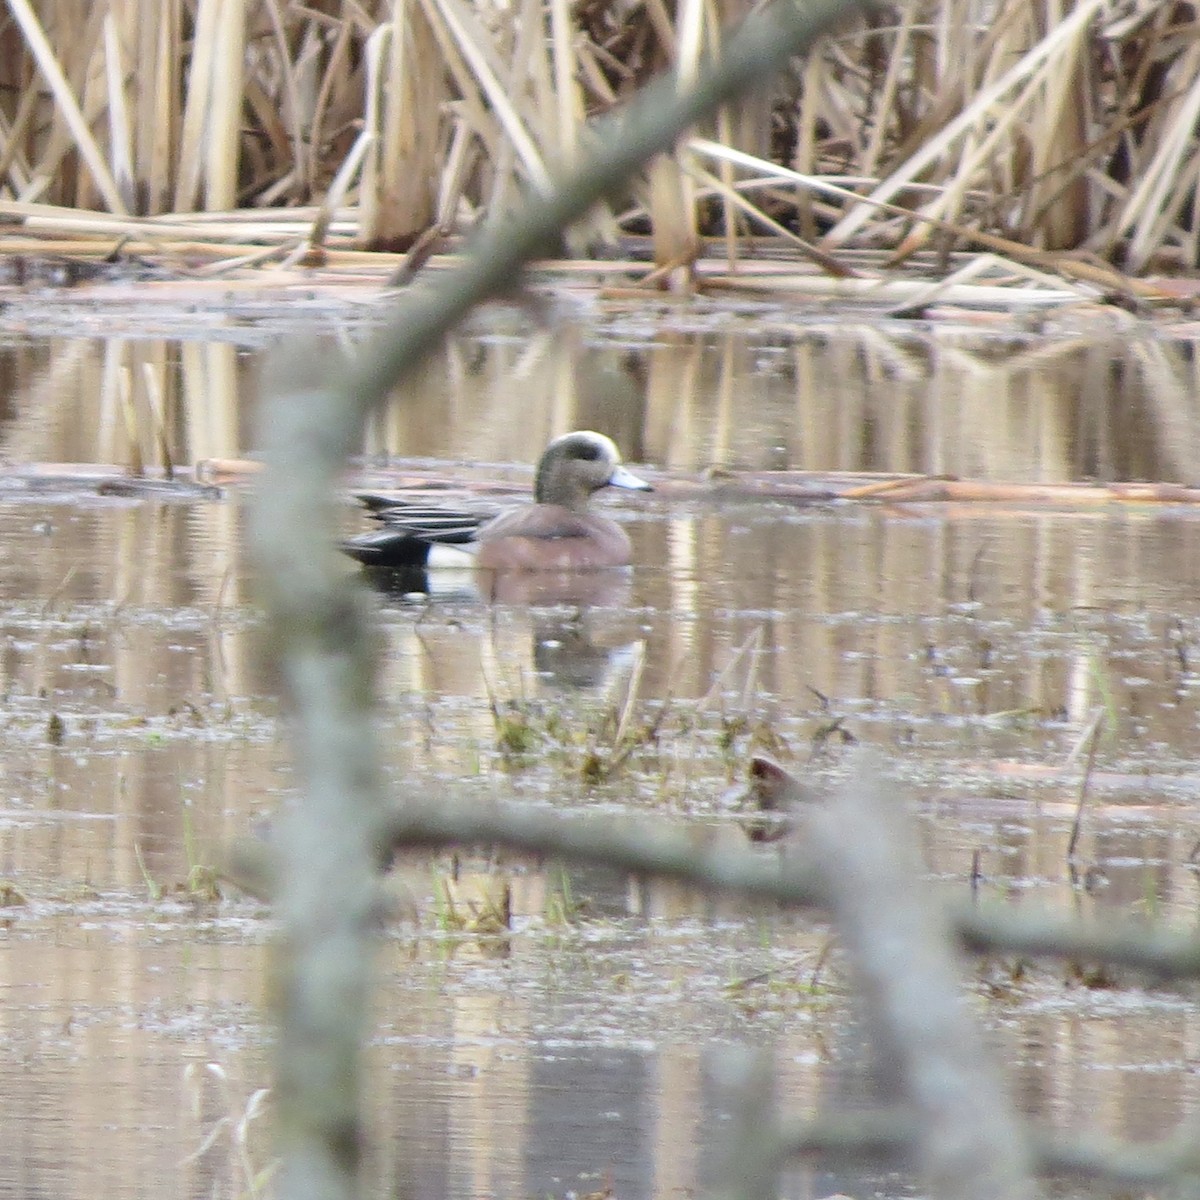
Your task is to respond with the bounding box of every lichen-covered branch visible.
[781,1110,1200,1191]
[382,796,1200,981]
[248,4,868,1199]
[250,354,391,1200]
[383,787,1200,1195]
[804,761,1035,1200]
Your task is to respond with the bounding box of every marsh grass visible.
[133,839,163,901]
[182,1062,275,1199]
[483,642,672,785]
[132,789,222,904]
[182,792,223,902]
[0,3,1194,275]
[542,865,586,925]
[476,628,809,812]
[487,688,665,781]
[431,866,512,935]
[724,965,841,1016]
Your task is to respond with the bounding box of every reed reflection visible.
[0,323,1198,487]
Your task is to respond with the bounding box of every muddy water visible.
[1,314,1200,1198]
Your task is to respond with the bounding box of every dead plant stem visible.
[1066,706,1105,865]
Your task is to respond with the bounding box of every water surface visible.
[1,309,1199,1198]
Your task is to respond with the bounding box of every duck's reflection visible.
[530,607,642,693]
[360,564,641,694]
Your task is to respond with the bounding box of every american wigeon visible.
[342,431,653,571]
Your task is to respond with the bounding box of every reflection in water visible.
[524,1047,652,1197]
[2,318,1200,484]
[3,318,1200,1197]
[530,612,642,693]
[360,560,635,608]
[364,564,641,693]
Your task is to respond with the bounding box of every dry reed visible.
[0,2,1195,279]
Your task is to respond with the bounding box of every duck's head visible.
[535,431,652,509]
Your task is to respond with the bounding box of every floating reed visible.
[0,2,1195,275]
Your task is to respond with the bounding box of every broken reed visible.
[0,0,1198,270]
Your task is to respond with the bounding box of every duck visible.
[342,430,653,572]
[725,756,811,843]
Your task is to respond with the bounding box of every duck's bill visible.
[609,464,653,491]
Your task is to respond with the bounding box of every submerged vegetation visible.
[1,2,1198,279]
[481,628,796,789]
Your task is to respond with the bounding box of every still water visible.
[1,306,1200,1198]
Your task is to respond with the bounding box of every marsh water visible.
[3,301,1200,1198]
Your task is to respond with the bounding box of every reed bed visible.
[0,1,1197,281]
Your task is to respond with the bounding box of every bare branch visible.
[804,760,1035,1200]
[248,5,868,1200]
[381,795,1200,980]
